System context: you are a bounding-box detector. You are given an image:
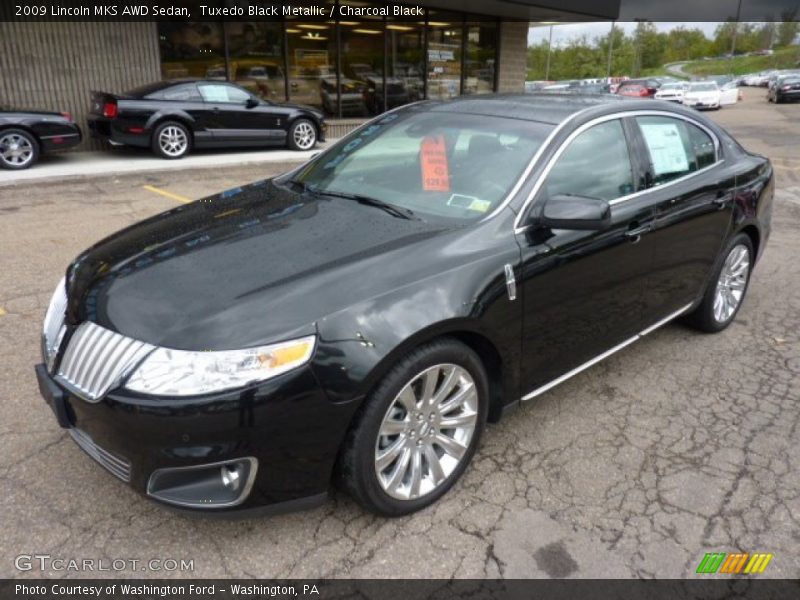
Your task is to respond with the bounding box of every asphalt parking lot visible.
[1,88,798,579]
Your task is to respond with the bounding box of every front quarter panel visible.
[312,212,522,411]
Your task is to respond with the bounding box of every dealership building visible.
[0,1,617,150]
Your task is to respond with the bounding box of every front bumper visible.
[34,362,359,514]
[683,100,719,109]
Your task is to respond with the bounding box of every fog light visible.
[147,457,257,509]
[221,464,241,491]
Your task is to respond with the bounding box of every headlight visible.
[124,335,316,397]
[42,276,67,370]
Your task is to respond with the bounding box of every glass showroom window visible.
[387,20,425,111]
[286,22,336,112]
[158,22,225,79]
[336,20,385,117]
[225,22,286,102]
[464,22,498,95]
[427,15,463,101]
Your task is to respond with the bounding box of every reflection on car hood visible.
[65,181,447,350]
[276,101,323,116]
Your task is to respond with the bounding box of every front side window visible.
[544,119,634,202]
[198,84,250,104]
[636,116,717,184]
[292,111,553,222]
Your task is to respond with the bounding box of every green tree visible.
[776,12,799,47]
[663,27,712,62]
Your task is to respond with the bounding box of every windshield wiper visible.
[317,190,420,221]
[286,178,312,193]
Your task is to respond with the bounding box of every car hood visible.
[276,101,323,116]
[65,180,448,350]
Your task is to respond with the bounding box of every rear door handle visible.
[625,222,651,243]
[713,191,733,208]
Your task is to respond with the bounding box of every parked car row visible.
[766,72,800,103]
[1,79,327,169]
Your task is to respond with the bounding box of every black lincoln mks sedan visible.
[86,80,326,159]
[36,94,773,516]
[0,109,82,169]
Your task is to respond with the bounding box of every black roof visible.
[428,93,630,125]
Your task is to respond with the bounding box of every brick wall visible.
[497,21,529,93]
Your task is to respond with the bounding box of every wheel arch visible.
[337,319,514,426]
[147,113,196,143]
[289,114,321,138]
[0,123,41,146]
[737,223,760,261]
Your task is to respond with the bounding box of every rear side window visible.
[146,84,201,101]
[636,116,717,185]
[544,119,634,201]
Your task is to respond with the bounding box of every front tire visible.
[151,121,192,159]
[287,118,317,151]
[686,233,754,333]
[339,338,488,516]
[0,128,39,170]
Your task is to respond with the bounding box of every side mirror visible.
[540,194,611,230]
[245,97,259,108]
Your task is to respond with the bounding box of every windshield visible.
[690,83,717,92]
[661,83,684,90]
[291,110,553,222]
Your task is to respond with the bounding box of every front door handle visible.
[625,222,651,243]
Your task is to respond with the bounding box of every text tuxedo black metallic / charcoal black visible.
[36,94,773,516]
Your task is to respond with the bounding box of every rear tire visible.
[339,338,488,516]
[0,128,39,170]
[685,233,754,333]
[151,121,192,159]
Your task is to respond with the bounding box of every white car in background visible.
[654,82,689,102]
[719,81,742,105]
[683,82,723,110]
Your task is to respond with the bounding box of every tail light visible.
[102,101,118,118]
[61,112,73,121]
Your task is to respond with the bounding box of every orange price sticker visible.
[420,135,450,192]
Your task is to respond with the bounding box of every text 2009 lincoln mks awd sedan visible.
[36,94,773,516]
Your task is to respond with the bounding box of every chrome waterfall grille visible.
[56,321,155,402]
[69,428,132,482]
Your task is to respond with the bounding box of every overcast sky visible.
[528,22,723,48]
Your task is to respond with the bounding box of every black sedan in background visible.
[87,80,326,159]
[0,109,81,169]
[767,74,800,103]
[37,94,772,517]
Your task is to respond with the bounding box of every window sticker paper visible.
[420,135,451,192]
[640,122,689,176]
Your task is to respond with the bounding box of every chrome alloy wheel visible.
[158,126,188,157]
[374,364,479,501]
[292,121,316,150]
[713,243,750,323]
[0,132,34,167]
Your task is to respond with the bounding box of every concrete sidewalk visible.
[0,144,332,187]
